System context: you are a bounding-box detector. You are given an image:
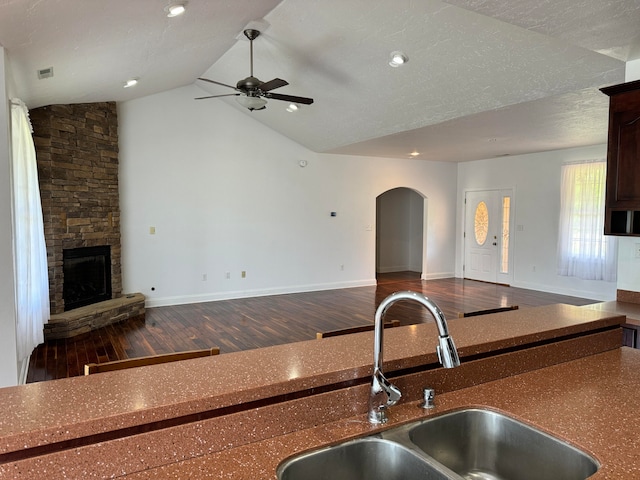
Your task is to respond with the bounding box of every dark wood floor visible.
[26,274,598,383]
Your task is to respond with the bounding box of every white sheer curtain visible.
[557,160,617,281]
[10,98,49,362]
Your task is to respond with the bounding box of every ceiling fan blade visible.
[259,78,289,92]
[264,92,314,105]
[194,93,240,100]
[197,77,239,91]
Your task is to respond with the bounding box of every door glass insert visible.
[474,201,489,246]
[501,196,511,273]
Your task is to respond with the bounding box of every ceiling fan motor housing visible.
[237,76,262,93]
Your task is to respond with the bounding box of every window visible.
[557,160,617,281]
[501,196,510,274]
[474,201,489,245]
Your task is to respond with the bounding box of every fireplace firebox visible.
[63,246,112,311]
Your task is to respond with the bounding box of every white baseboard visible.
[145,279,378,308]
[421,271,455,281]
[511,280,616,302]
[377,265,412,273]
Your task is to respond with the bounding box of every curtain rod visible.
[562,158,605,165]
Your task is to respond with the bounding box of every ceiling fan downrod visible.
[244,29,260,78]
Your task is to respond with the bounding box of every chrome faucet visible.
[368,291,460,424]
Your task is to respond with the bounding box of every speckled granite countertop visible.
[121,348,640,479]
[0,303,628,478]
[583,300,640,326]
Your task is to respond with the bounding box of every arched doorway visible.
[376,187,426,278]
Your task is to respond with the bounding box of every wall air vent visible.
[37,67,54,79]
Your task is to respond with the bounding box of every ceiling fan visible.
[196,29,314,111]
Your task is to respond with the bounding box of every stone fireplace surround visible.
[31,102,144,340]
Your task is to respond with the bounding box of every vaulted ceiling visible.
[1,0,638,161]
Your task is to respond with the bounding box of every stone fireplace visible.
[30,102,144,340]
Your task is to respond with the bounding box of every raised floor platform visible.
[44,293,145,340]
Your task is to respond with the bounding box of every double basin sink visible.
[277,408,599,480]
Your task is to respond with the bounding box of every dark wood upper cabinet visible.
[601,79,640,235]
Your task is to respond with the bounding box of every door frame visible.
[463,188,515,285]
[375,187,428,279]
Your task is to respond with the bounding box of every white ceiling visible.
[1,0,638,162]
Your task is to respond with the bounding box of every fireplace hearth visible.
[63,246,112,311]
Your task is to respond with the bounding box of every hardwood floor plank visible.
[26,276,597,383]
[27,343,46,383]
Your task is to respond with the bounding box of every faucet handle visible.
[372,369,402,405]
[369,369,402,424]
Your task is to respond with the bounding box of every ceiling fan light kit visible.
[196,28,314,111]
[236,94,267,111]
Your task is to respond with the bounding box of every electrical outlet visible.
[225,272,230,279]
[636,243,640,259]
[202,274,207,281]
[241,271,246,278]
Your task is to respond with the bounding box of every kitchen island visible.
[0,304,631,478]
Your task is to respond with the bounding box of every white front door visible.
[464,190,513,285]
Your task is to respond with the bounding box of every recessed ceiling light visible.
[286,103,298,112]
[124,78,139,88]
[166,3,186,17]
[389,51,408,67]
[409,151,420,157]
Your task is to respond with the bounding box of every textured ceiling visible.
[0,0,637,162]
[0,0,281,106]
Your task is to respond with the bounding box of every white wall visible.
[626,59,640,83]
[617,59,640,293]
[0,48,19,387]
[456,144,617,301]
[118,85,457,307]
[409,190,425,272]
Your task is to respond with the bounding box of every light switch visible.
[149,226,156,235]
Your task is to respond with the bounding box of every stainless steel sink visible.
[277,437,450,480]
[407,408,599,480]
[277,408,599,480]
